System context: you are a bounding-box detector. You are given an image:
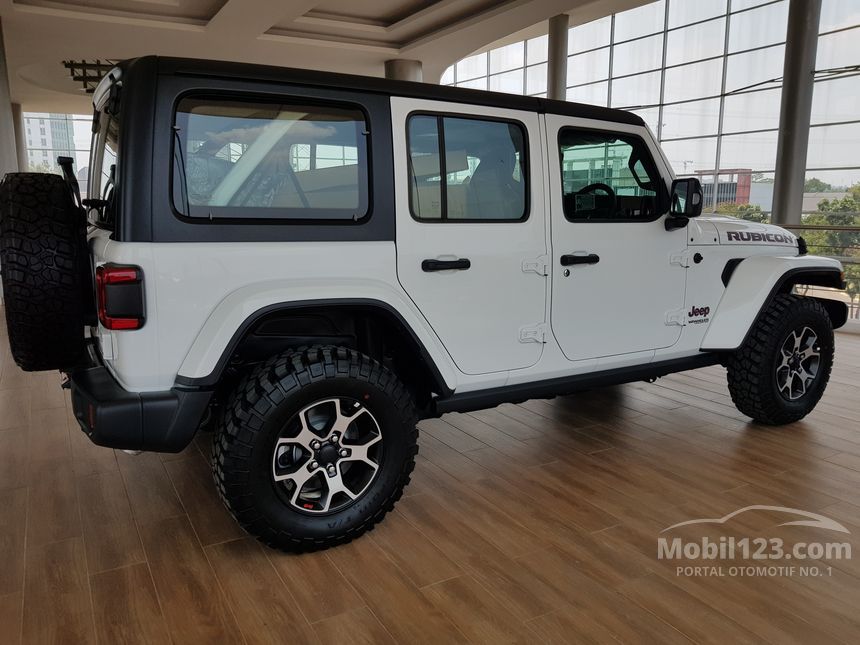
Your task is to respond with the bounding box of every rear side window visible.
[407,115,528,221]
[88,108,120,229]
[172,97,369,221]
[558,129,664,222]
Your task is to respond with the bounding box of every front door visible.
[546,116,687,362]
[392,97,547,375]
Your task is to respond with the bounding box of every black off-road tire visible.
[0,173,90,371]
[212,346,418,552]
[726,294,834,425]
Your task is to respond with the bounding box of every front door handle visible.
[560,253,600,266]
[422,258,471,272]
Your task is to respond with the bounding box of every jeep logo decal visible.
[726,231,795,244]
[688,305,710,318]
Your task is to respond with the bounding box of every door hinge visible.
[522,255,549,276]
[669,250,693,268]
[665,308,688,326]
[519,323,548,343]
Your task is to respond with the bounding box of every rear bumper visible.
[69,350,212,452]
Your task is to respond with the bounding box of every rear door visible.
[391,97,547,376]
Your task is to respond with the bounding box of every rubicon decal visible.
[725,231,795,244]
[688,305,710,324]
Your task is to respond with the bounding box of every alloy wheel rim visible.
[272,397,382,514]
[776,326,821,401]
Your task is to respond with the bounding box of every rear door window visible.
[407,115,528,221]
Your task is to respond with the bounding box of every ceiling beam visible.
[207,0,318,38]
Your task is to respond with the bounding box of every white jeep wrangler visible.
[0,57,847,552]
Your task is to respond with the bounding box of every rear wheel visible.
[212,346,418,552]
[726,294,833,425]
[0,173,91,371]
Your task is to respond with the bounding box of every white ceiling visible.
[0,0,648,112]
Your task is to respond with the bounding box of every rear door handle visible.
[560,253,600,266]
[422,258,471,272]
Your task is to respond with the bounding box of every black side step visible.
[433,353,721,416]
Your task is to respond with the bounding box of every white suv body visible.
[91,95,840,398]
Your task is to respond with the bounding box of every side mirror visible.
[670,177,703,218]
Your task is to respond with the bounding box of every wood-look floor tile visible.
[312,607,395,645]
[70,425,118,477]
[526,602,692,645]
[396,494,564,621]
[26,477,82,548]
[0,428,28,491]
[29,370,66,411]
[26,407,72,487]
[0,592,22,645]
[369,509,462,588]
[266,550,363,625]
[618,573,762,644]
[327,538,468,644]
[0,487,27,595]
[0,389,30,430]
[90,563,170,645]
[77,470,145,573]
[207,537,319,644]
[163,453,244,545]
[422,574,535,644]
[0,363,31,391]
[138,515,243,643]
[116,451,185,525]
[22,538,95,644]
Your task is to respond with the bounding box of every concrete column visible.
[547,14,569,101]
[384,59,423,82]
[771,0,822,225]
[11,103,26,171]
[0,19,19,176]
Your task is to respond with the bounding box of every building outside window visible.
[22,112,94,195]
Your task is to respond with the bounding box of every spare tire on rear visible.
[0,173,91,371]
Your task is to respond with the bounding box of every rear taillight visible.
[95,264,145,330]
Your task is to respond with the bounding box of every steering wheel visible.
[576,182,617,216]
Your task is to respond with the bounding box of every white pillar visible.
[11,102,26,171]
[0,19,19,175]
[772,0,822,225]
[384,59,423,82]
[547,14,569,101]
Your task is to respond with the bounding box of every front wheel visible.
[212,346,418,552]
[726,294,834,425]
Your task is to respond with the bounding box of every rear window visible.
[172,97,369,221]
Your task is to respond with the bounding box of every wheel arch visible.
[701,256,846,352]
[175,298,454,412]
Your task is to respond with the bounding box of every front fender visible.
[175,280,459,391]
[701,255,844,351]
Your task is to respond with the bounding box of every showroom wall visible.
[441,0,860,213]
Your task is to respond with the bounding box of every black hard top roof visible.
[125,56,645,127]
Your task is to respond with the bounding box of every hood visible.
[700,215,798,249]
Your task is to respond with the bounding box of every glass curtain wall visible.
[441,0,860,215]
